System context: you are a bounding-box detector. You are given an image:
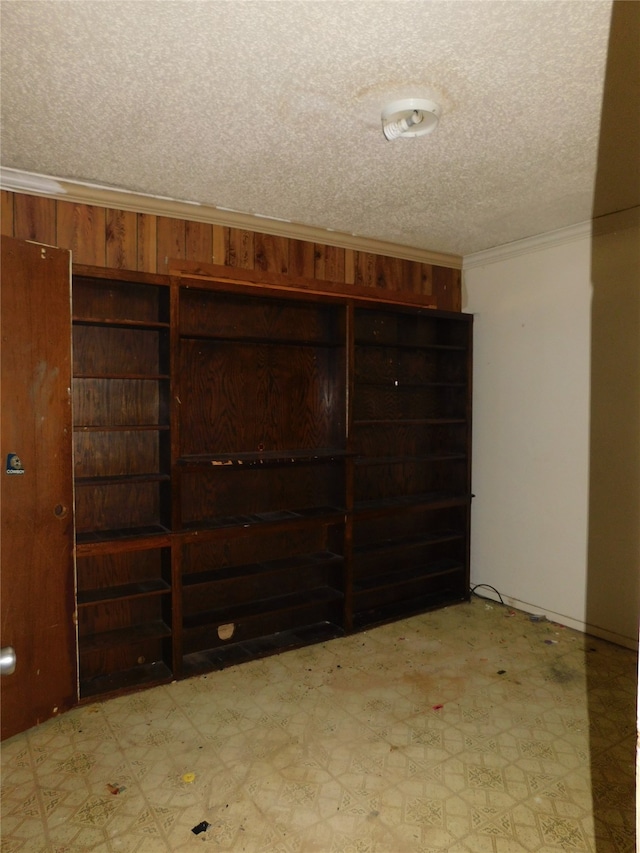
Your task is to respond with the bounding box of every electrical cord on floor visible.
[470,583,505,606]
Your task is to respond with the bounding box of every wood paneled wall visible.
[0,191,461,310]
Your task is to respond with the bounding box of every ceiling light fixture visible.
[382,98,441,141]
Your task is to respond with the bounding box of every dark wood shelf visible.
[355,380,467,389]
[181,506,345,532]
[71,269,174,701]
[75,533,172,557]
[76,524,170,545]
[355,454,466,466]
[354,492,470,516]
[183,551,342,588]
[79,620,172,652]
[353,590,468,631]
[77,579,171,606]
[73,373,169,380]
[183,586,343,630]
[354,558,463,593]
[73,318,170,330]
[180,332,343,348]
[74,423,170,431]
[181,621,344,676]
[80,661,172,700]
[354,532,465,559]
[178,449,351,468]
[75,473,170,486]
[69,267,471,700]
[353,418,467,426]
[355,341,467,352]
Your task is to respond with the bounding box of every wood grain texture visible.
[76,549,168,593]
[227,227,254,269]
[157,216,186,272]
[1,191,14,236]
[181,553,339,613]
[182,527,326,574]
[74,481,162,534]
[416,262,433,295]
[289,238,315,278]
[3,192,461,310]
[77,595,166,639]
[106,208,137,270]
[72,325,164,375]
[72,427,161,483]
[432,266,461,311]
[14,194,56,245]
[79,638,169,687]
[185,221,213,263]
[353,251,378,289]
[212,224,226,264]
[344,249,355,285]
[57,202,106,266]
[382,255,405,290]
[137,213,157,273]
[72,377,163,427]
[314,244,345,282]
[1,236,76,739]
[171,259,438,309]
[180,464,342,524]
[179,338,343,455]
[254,232,288,274]
[179,287,342,343]
[73,272,169,323]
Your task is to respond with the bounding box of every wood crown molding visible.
[0,167,462,270]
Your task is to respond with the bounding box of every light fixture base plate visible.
[381,98,441,139]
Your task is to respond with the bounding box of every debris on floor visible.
[106,783,126,795]
[182,772,196,783]
[191,821,211,835]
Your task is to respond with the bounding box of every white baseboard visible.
[471,588,638,651]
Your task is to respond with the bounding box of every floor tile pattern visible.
[1,599,637,852]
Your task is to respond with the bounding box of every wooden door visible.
[1,236,77,740]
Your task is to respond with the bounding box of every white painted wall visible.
[463,211,639,647]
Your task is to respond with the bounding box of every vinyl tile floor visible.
[1,598,637,852]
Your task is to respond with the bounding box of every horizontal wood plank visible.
[3,192,461,310]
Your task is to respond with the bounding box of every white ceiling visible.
[0,0,632,257]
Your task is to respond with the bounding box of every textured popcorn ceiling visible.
[0,0,627,256]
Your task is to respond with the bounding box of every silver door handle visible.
[0,646,16,675]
